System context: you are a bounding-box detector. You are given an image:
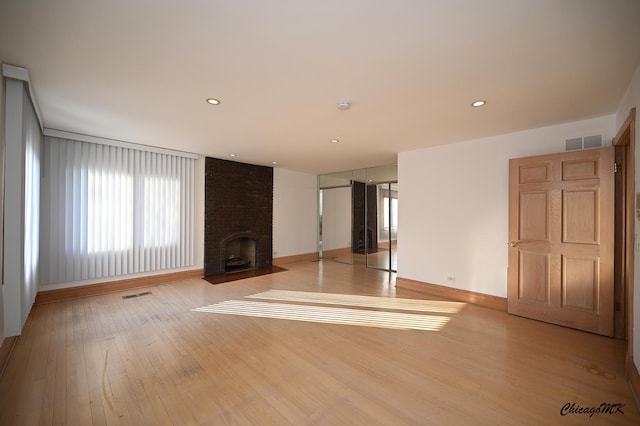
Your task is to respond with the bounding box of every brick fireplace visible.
[352,181,378,253]
[204,157,273,276]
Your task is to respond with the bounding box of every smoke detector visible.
[337,100,351,111]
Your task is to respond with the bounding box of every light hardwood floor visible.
[0,260,638,425]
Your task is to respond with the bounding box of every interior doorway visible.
[612,108,635,372]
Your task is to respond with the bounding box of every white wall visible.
[398,115,616,298]
[3,78,42,336]
[3,78,25,336]
[616,62,640,373]
[273,168,318,257]
[320,186,352,251]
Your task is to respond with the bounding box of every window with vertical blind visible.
[40,136,195,285]
[23,86,41,309]
[383,196,398,231]
[24,98,41,289]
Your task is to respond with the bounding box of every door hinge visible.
[614,162,622,173]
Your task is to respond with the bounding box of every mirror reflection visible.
[319,164,397,272]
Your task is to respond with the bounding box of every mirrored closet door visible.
[319,164,397,272]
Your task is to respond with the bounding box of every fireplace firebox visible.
[224,235,257,272]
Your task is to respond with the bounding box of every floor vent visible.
[122,291,153,299]
[565,134,603,151]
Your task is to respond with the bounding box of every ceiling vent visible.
[565,134,603,151]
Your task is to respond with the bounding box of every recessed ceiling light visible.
[330,139,339,143]
[206,98,221,105]
[229,153,236,157]
[471,100,486,107]
[272,161,277,165]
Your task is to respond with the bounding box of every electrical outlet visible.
[447,275,456,281]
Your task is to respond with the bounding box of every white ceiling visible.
[1,0,640,174]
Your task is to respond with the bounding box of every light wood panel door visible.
[508,147,615,336]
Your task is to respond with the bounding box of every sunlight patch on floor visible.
[246,290,466,313]
[192,290,466,332]
[192,300,451,331]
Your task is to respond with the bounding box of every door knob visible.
[509,241,521,247]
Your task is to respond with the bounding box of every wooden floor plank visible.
[0,260,638,425]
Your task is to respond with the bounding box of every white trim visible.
[43,128,199,159]
[38,266,201,291]
[1,63,29,81]
[2,63,44,132]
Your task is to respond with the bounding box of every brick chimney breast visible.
[204,158,273,276]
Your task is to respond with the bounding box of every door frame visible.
[612,108,636,376]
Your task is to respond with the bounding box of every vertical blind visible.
[40,137,195,285]
[23,89,41,306]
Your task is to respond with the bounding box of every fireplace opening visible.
[354,227,377,253]
[225,237,256,273]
